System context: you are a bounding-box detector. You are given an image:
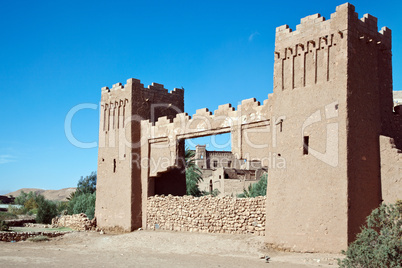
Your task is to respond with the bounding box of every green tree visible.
[185,148,203,196]
[76,172,97,195]
[36,196,58,224]
[24,197,39,211]
[338,201,402,268]
[67,172,97,219]
[14,191,29,206]
[67,192,96,219]
[0,220,9,231]
[13,191,42,214]
[237,173,267,198]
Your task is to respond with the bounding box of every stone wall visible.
[52,213,96,231]
[0,231,69,242]
[4,218,36,227]
[146,195,266,235]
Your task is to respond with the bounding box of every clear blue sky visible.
[1,0,401,194]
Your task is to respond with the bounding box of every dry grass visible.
[27,235,50,242]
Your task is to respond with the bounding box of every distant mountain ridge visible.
[5,188,76,202]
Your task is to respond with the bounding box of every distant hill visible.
[6,188,76,202]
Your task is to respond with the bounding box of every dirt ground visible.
[0,230,343,267]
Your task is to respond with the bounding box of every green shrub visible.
[202,189,221,197]
[0,211,17,221]
[13,191,46,215]
[75,172,97,195]
[36,197,58,224]
[56,201,68,214]
[0,220,9,231]
[338,201,402,268]
[27,235,49,242]
[238,173,267,198]
[8,205,28,215]
[67,192,96,219]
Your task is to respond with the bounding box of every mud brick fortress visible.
[96,3,402,253]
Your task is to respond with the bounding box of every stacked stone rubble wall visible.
[0,231,69,242]
[52,213,96,231]
[147,195,266,236]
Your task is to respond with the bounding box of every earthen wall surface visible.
[96,79,184,232]
[380,135,402,203]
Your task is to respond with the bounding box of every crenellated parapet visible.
[145,97,270,138]
[140,97,273,177]
[101,78,184,97]
[273,3,391,92]
[100,78,184,133]
[276,3,390,43]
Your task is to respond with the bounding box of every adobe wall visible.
[198,167,225,194]
[195,146,244,169]
[196,167,260,196]
[346,6,392,240]
[380,135,402,203]
[223,178,258,197]
[146,195,266,235]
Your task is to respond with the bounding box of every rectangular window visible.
[213,160,218,167]
[228,161,232,168]
[303,136,309,155]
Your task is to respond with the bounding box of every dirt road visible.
[0,230,343,267]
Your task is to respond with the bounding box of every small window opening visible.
[228,161,232,168]
[213,160,218,167]
[113,159,117,173]
[303,136,309,155]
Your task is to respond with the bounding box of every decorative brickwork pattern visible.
[147,195,266,236]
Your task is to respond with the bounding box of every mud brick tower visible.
[96,79,184,231]
[267,3,396,252]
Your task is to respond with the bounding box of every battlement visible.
[276,3,390,42]
[273,3,392,92]
[148,97,269,131]
[101,78,184,96]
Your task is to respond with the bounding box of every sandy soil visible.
[0,230,343,267]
